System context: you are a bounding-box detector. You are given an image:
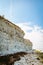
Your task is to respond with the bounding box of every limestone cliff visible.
[0,16,32,56]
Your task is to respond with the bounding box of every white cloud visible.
[15,22,33,33]
[16,22,43,51]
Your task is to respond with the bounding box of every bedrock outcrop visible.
[0,16,43,65]
[0,16,32,65]
[0,16,32,55]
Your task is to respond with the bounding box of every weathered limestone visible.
[0,16,32,56]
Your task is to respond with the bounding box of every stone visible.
[0,16,32,56]
[0,52,27,65]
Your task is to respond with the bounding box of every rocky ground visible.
[0,52,43,65]
[14,53,43,65]
[0,52,27,65]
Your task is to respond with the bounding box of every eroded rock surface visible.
[0,16,32,65]
[0,16,32,55]
[0,52,27,65]
[0,16,43,65]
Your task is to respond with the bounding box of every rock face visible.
[0,16,32,56]
[0,16,43,65]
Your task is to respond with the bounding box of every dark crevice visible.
[0,52,27,65]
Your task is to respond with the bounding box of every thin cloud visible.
[10,0,13,18]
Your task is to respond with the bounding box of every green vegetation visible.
[38,52,43,63]
[35,50,43,63]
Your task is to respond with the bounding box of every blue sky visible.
[0,0,43,51]
[0,0,43,26]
